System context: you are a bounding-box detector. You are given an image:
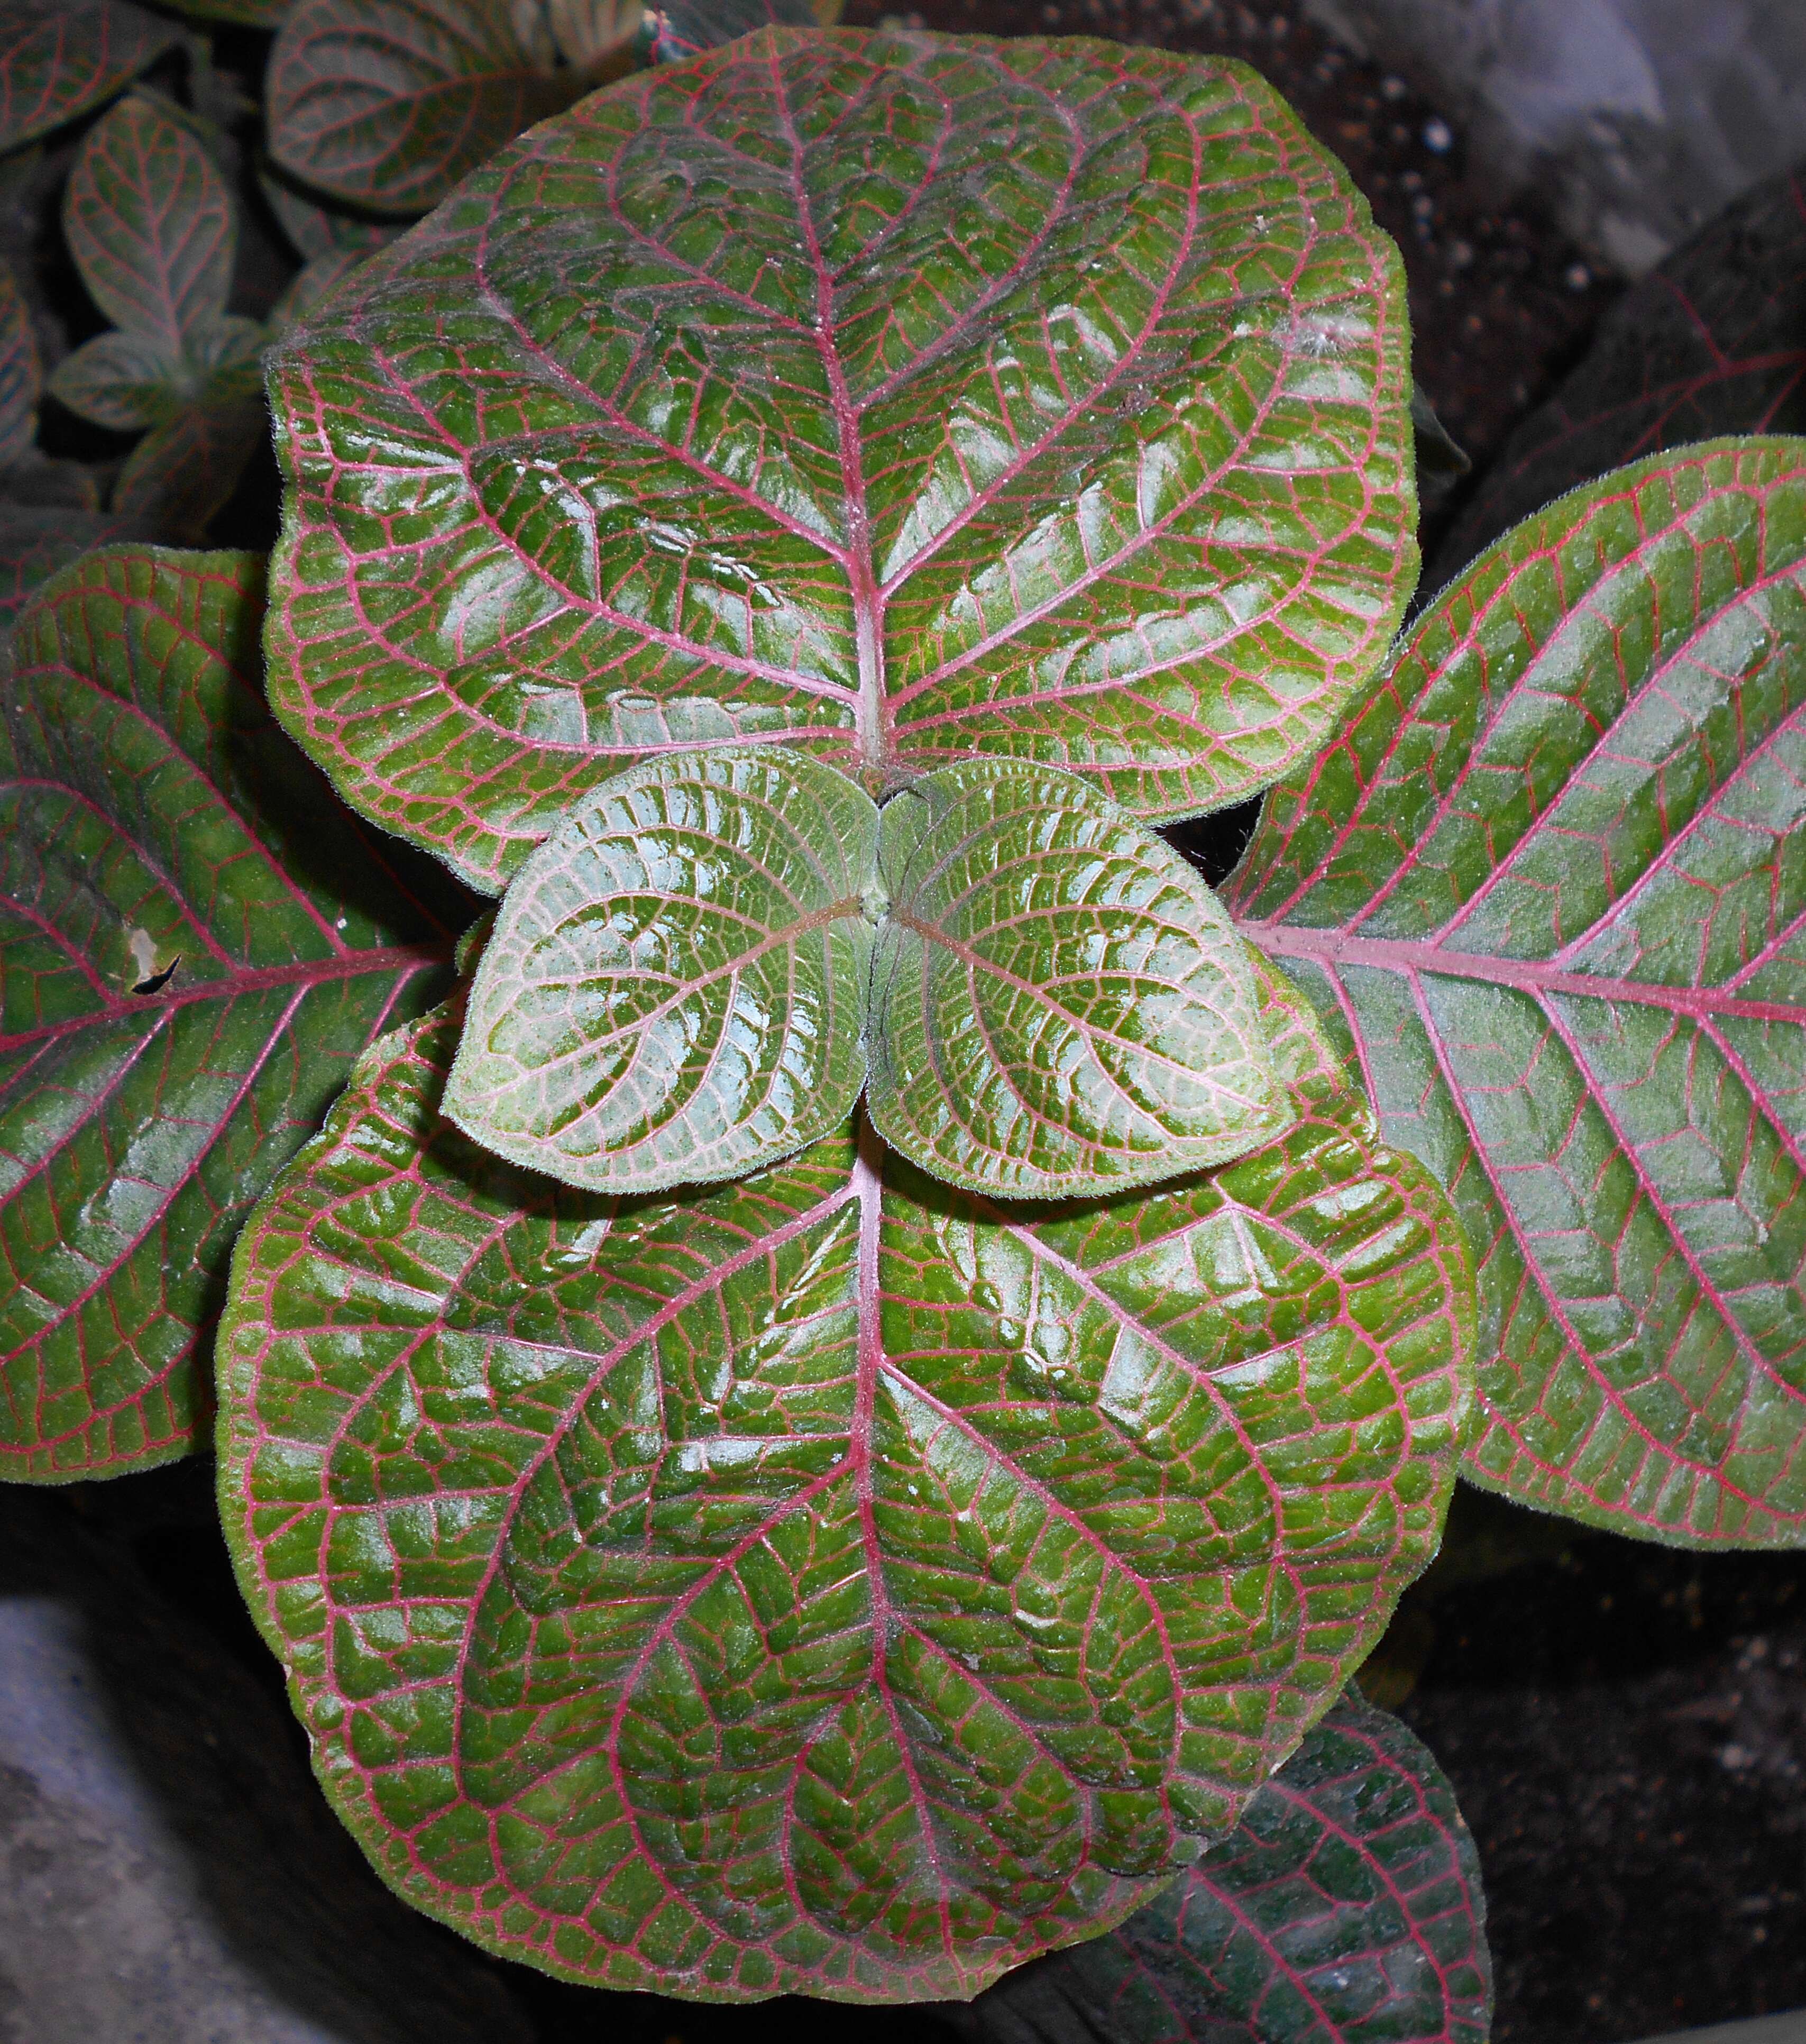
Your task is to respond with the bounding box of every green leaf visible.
[48,93,269,539]
[57,91,238,358]
[218,978,1473,2001]
[0,0,181,158]
[267,0,618,216]
[0,256,38,467]
[0,506,155,625]
[867,760,1285,1197]
[445,747,876,1190]
[0,545,473,1481]
[260,162,406,262]
[968,1696,1492,2044]
[1230,436,1806,1547]
[264,27,1416,893]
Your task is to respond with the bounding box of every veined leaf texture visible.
[1232,438,1806,1546]
[218,977,1474,1999]
[264,26,1416,892]
[0,548,471,1479]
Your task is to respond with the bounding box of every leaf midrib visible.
[1248,919,1806,1024]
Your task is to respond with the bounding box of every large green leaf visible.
[867,760,1284,1196]
[267,0,639,216]
[264,27,1416,894]
[1230,437,1806,1547]
[0,0,181,158]
[47,93,268,539]
[0,546,471,1481]
[217,972,1473,2001]
[446,747,876,1190]
[967,1696,1492,2044]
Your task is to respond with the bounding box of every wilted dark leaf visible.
[968,1696,1491,2044]
[1435,161,1806,581]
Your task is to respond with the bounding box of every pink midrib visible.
[0,941,455,1056]
[1244,921,1806,1026]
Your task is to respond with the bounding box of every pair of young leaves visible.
[450,749,1284,1199]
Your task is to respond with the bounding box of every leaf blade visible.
[218,983,1473,2000]
[268,0,584,215]
[264,29,1415,892]
[1231,436,1806,1547]
[0,0,181,157]
[867,759,1285,1195]
[0,545,473,1481]
[967,1696,1492,2044]
[63,90,237,356]
[445,747,876,1190]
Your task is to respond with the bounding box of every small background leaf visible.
[0,0,181,157]
[219,979,1473,2000]
[965,1696,1492,2044]
[267,0,603,215]
[650,0,836,61]
[1231,437,1806,1548]
[446,747,876,1190]
[0,545,472,1481]
[0,506,157,626]
[868,760,1284,1196]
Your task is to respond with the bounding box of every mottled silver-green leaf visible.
[867,760,1285,1196]
[446,748,876,1191]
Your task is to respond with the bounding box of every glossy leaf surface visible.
[968,1696,1491,2044]
[0,546,470,1481]
[1436,163,1806,583]
[868,760,1284,1196]
[0,0,181,157]
[1231,438,1806,1546]
[268,0,602,215]
[446,749,875,1190]
[218,974,1472,2001]
[265,28,1415,894]
[47,94,268,539]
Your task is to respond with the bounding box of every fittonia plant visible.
[0,8,1801,2031]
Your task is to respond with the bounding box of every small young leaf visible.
[47,94,270,540]
[1231,436,1806,1548]
[268,0,601,215]
[967,1696,1492,2044]
[218,989,1473,2001]
[867,760,1285,1197]
[0,545,471,1481]
[265,28,1415,892]
[446,748,876,1191]
[0,257,38,467]
[0,0,182,157]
